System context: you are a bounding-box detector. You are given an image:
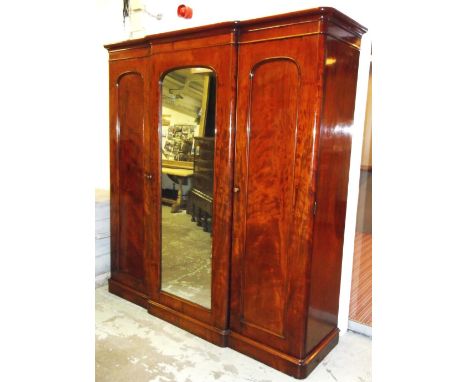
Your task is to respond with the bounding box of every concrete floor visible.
[96,285,371,382]
[161,205,212,308]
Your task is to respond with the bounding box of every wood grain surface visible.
[144,28,238,343]
[105,7,367,379]
[349,232,372,325]
[108,58,149,297]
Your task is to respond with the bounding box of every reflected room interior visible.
[160,68,216,309]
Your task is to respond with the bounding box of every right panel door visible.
[230,35,323,356]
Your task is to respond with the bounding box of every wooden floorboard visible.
[349,231,372,326]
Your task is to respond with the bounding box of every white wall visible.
[95,190,111,286]
[94,0,128,189]
[113,0,371,42]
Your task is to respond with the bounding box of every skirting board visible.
[348,320,372,337]
[95,272,110,288]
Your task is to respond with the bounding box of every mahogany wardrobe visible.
[105,7,367,379]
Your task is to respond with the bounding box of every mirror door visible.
[146,39,236,340]
[159,68,216,309]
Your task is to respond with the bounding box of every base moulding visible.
[107,285,340,379]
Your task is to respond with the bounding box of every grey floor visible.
[96,285,371,382]
[161,205,212,308]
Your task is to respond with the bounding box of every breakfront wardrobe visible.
[105,7,366,379]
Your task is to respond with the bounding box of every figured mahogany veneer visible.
[108,58,148,303]
[188,137,215,232]
[105,7,366,379]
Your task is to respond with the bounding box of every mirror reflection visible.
[160,67,216,309]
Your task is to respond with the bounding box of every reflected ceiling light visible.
[190,68,212,74]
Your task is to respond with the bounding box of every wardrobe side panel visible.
[109,58,148,296]
[306,37,361,352]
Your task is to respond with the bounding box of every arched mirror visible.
[160,67,216,309]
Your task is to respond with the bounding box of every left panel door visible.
[108,57,149,308]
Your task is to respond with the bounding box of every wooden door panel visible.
[242,59,300,337]
[117,73,145,280]
[145,38,237,342]
[231,36,323,355]
[109,66,147,293]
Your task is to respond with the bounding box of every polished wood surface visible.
[105,7,366,378]
[144,28,237,345]
[117,73,145,280]
[191,138,214,198]
[305,36,361,354]
[161,167,193,177]
[104,21,236,51]
[231,34,322,358]
[229,11,364,377]
[238,7,364,49]
[161,167,193,212]
[349,232,372,325]
[104,7,366,51]
[229,328,339,379]
[240,59,299,337]
[188,137,215,232]
[108,57,148,297]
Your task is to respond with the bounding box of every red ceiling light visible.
[177,4,193,19]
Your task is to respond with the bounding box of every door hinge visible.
[313,200,318,216]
